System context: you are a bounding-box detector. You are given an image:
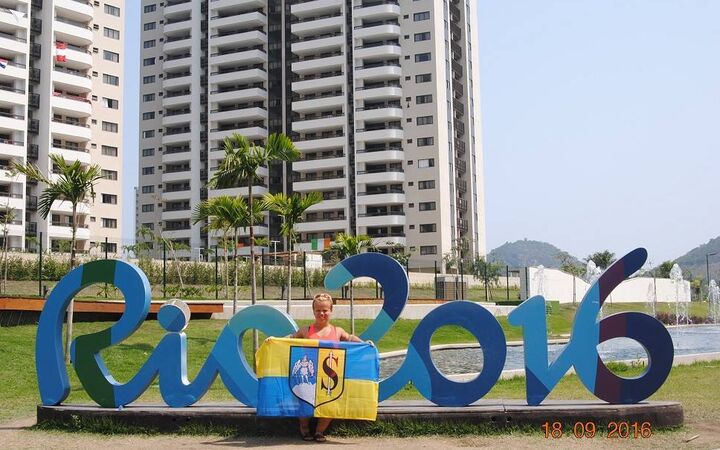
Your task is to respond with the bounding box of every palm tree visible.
[207,133,299,313]
[192,195,262,314]
[263,191,322,313]
[192,197,233,299]
[12,154,103,363]
[0,202,16,295]
[330,233,375,335]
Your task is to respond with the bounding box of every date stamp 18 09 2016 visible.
[542,421,653,439]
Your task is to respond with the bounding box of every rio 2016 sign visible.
[36,248,673,408]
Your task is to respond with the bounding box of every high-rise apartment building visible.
[137,0,484,267]
[0,0,124,253]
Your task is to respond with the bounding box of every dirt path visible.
[1,418,718,449]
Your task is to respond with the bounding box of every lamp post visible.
[707,252,717,296]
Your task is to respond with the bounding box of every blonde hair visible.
[312,292,333,310]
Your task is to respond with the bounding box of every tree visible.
[207,133,299,318]
[472,256,503,300]
[330,233,375,335]
[192,195,262,314]
[655,260,675,278]
[557,251,584,277]
[388,243,411,268]
[585,250,616,270]
[12,154,103,364]
[443,237,472,273]
[192,197,233,299]
[263,191,322,313]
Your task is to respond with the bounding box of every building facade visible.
[0,0,124,254]
[137,0,484,268]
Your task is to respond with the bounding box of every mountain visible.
[671,236,720,281]
[487,239,582,268]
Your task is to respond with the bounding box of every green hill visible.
[671,236,720,282]
[487,239,582,268]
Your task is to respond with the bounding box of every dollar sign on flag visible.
[321,350,338,396]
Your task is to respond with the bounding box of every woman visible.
[290,292,364,442]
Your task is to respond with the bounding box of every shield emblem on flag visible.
[289,346,346,408]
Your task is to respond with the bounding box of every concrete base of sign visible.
[37,400,683,433]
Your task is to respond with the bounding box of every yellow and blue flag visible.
[256,338,379,420]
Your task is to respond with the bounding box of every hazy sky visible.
[122,1,720,264]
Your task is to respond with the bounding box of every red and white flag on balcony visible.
[55,42,67,62]
[0,59,7,70]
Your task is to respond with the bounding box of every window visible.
[143,75,156,84]
[141,185,154,194]
[417,137,434,147]
[419,202,436,211]
[418,180,435,190]
[414,11,430,21]
[101,145,118,156]
[417,116,433,125]
[142,130,155,138]
[103,97,119,109]
[415,53,432,62]
[102,121,118,133]
[144,4,156,13]
[419,224,436,233]
[101,218,118,228]
[420,245,437,255]
[143,57,155,66]
[143,40,156,48]
[142,112,155,120]
[142,148,155,157]
[418,158,435,168]
[103,73,119,85]
[414,32,431,41]
[103,50,119,63]
[143,93,155,102]
[102,169,118,180]
[104,27,120,39]
[143,22,156,31]
[141,204,154,212]
[416,73,432,83]
[142,167,154,175]
[104,4,120,16]
[102,242,117,253]
[101,194,117,204]
[416,94,433,104]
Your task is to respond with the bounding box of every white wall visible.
[526,266,691,304]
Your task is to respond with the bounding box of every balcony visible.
[53,66,93,92]
[55,0,94,23]
[51,118,91,141]
[163,16,192,34]
[0,60,26,81]
[356,191,405,206]
[50,144,91,165]
[353,20,401,40]
[0,138,25,158]
[210,0,266,16]
[292,93,344,114]
[0,85,26,106]
[291,53,344,75]
[291,0,343,17]
[0,31,27,54]
[355,126,403,143]
[305,197,347,212]
[162,110,192,127]
[210,65,266,85]
[163,53,192,71]
[291,33,344,55]
[54,17,93,46]
[210,29,266,49]
[162,90,192,107]
[165,0,192,16]
[355,167,404,184]
[162,128,192,146]
[64,44,93,69]
[292,74,344,94]
[292,115,345,133]
[357,210,405,227]
[0,111,25,132]
[209,86,267,104]
[211,105,267,123]
[295,217,348,233]
[294,133,345,151]
[209,46,266,67]
[291,14,343,36]
[163,35,192,53]
[161,167,192,183]
[353,1,401,21]
[51,92,92,117]
[355,104,402,121]
[293,174,346,192]
[207,184,268,199]
[354,42,401,60]
[354,61,401,81]
[355,147,403,163]
[48,222,90,240]
[293,154,345,172]
[209,123,267,142]
[0,8,29,30]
